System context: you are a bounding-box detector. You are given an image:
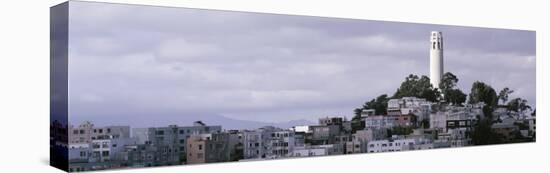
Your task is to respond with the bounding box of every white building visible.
[292,125,310,133]
[431,104,482,131]
[292,144,340,157]
[388,97,429,110]
[367,138,416,153]
[354,128,387,142]
[360,109,376,118]
[242,130,267,159]
[89,138,137,162]
[430,31,444,89]
[367,137,433,153]
[268,130,295,158]
[69,121,131,144]
[243,126,296,159]
[387,97,432,120]
[430,111,447,130]
[364,116,396,129]
[69,143,91,162]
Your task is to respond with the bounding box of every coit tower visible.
[430,31,444,89]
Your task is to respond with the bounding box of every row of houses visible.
[57,97,536,172]
[66,121,225,171]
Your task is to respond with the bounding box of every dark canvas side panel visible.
[50,2,69,172]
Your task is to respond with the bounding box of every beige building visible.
[186,133,231,164]
[186,136,207,164]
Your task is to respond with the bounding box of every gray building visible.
[310,125,341,145]
[69,121,130,144]
[131,121,222,164]
[242,126,275,159]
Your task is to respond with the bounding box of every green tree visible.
[445,89,467,105]
[507,98,532,118]
[498,87,514,106]
[393,74,440,102]
[471,118,502,145]
[352,94,390,122]
[468,81,498,122]
[353,108,363,119]
[362,94,390,115]
[440,72,467,105]
[468,81,498,108]
[351,108,365,133]
[440,72,458,90]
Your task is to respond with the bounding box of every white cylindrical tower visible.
[430,31,444,89]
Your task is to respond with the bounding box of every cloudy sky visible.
[67,1,536,126]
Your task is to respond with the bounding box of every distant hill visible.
[70,113,315,130]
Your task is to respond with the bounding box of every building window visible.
[198,144,203,150]
[156,130,164,135]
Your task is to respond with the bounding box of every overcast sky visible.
[67,1,536,126]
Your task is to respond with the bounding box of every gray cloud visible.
[67,1,536,125]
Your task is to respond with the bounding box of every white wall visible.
[0,0,548,173]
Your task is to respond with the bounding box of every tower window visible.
[433,42,436,49]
